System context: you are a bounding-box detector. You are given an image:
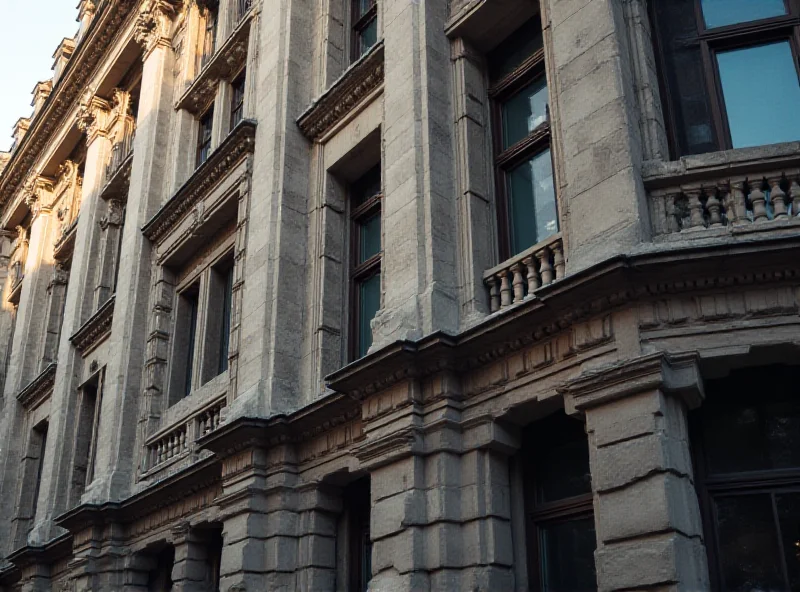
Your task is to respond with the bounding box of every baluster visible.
[487,275,500,313]
[537,248,554,286]
[523,256,539,294]
[552,242,565,280]
[684,188,705,228]
[729,180,749,224]
[156,442,163,464]
[749,179,768,222]
[511,263,525,304]
[213,407,221,429]
[790,177,800,217]
[180,429,187,452]
[499,270,512,309]
[666,193,680,233]
[651,193,667,235]
[200,412,209,436]
[768,176,788,219]
[705,188,723,227]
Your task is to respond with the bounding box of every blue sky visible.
[0,1,80,152]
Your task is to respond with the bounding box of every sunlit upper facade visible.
[0,0,798,590]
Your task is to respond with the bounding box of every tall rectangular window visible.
[197,107,214,167]
[350,166,382,360]
[30,422,49,524]
[73,372,103,496]
[218,265,234,374]
[521,412,597,592]
[199,1,219,70]
[653,1,800,155]
[342,478,372,592]
[351,0,377,62]
[489,18,558,259]
[230,72,246,129]
[692,365,800,591]
[171,285,200,403]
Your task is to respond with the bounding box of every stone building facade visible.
[0,0,799,590]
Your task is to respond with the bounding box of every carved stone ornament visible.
[135,0,183,53]
[23,175,55,214]
[51,263,70,287]
[76,90,111,140]
[99,198,125,229]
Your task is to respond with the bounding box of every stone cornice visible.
[6,533,71,571]
[16,363,57,409]
[558,352,704,414]
[326,235,800,400]
[70,296,115,354]
[0,0,139,218]
[297,42,384,142]
[198,392,360,458]
[54,456,219,534]
[142,120,256,244]
[175,11,252,115]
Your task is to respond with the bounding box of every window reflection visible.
[502,78,549,150]
[717,42,800,149]
[507,148,557,256]
[701,0,786,29]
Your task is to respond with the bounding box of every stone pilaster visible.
[86,15,178,503]
[561,353,710,592]
[171,524,213,592]
[358,377,518,591]
[372,0,460,348]
[26,94,113,546]
[294,484,340,591]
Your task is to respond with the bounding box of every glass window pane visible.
[502,78,549,149]
[718,42,800,149]
[654,0,717,155]
[536,437,592,504]
[352,166,381,207]
[506,148,558,255]
[356,0,374,18]
[777,493,800,590]
[701,367,800,475]
[539,517,597,592]
[715,494,784,591]
[359,213,381,263]
[701,0,787,29]
[358,19,377,58]
[358,273,380,358]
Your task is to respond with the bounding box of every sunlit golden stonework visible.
[0,0,799,590]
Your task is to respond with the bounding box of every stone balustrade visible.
[197,401,224,437]
[483,234,565,313]
[148,424,188,470]
[144,398,226,473]
[650,170,800,236]
[104,127,135,185]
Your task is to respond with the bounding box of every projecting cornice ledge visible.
[16,363,57,409]
[558,352,704,416]
[70,295,115,354]
[142,120,256,244]
[297,42,384,142]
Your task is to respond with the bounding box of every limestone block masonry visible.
[0,0,798,590]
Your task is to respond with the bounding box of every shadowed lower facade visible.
[0,0,799,590]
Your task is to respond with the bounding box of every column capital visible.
[559,352,704,415]
[22,175,56,217]
[134,0,183,58]
[76,91,112,144]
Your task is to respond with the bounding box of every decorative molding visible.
[176,13,252,115]
[135,0,183,57]
[70,296,115,354]
[297,42,384,141]
[0,0,139,215]
[16,363,57,409]
[142,120,256,244]
[558,352,704,414]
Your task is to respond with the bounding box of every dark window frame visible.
[489,32,558,262]
[351,0,378,63]
[343,477,372,592]
[348,167,382,362]
[690,365,800,590]
[197,106,215,167]
[651,0,800,157]
[521,413,596,592]
[230,71,246,130]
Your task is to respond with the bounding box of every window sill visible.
[176,9,254,116]
[297,41,384,142]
